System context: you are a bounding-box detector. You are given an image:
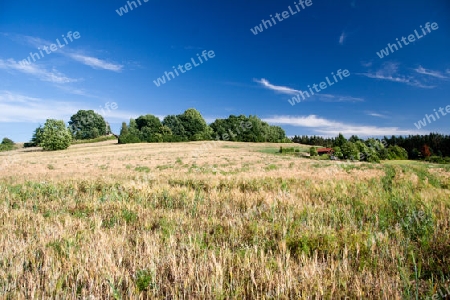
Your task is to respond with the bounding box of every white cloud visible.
[55,85,101,98]
[100,109,159,123]
[414,66,447,79]
[366,112,389,119]
[318,94,364,102]
[339,31,346,45]
[361,61,372,67]
[0,58,77,83]
[67,53,123,72]
[254,78,301,95]
[255,78,363,102]
[0,91,140,123]
[4,33,123,72]
[358,62,435,89]
[0,91,81,122]
[20,35,52,49]
[263,115,424,136]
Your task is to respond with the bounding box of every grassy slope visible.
[0,141,449,299]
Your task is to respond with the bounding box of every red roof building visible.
[317,148,333,155]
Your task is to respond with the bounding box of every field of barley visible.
[1,140,449,299]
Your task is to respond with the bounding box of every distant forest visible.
[292,133,450,163]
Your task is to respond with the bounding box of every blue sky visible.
[1,0,449,142]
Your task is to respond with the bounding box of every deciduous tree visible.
[40,119,72,151]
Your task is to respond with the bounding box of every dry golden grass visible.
[0,140,383,183]
[0,140,449,299]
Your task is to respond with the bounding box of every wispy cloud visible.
[361,61,372,67]
[18,35,52,49]
[5,33,123,72]
[318,94,364,102]
[0,91,81,122]
[357,62,435,89]
[67,53,123,72]
[55,85,102,99]
[0,90,139,123]
[366,112,389,119]
[255,78,363,102]
[263,115,424,136]
[339,31,346,45]
[0,58,77,83]
[254,78,301,95]
[184,46,203,50]
[414,66,447,79]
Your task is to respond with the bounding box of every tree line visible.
[118,108,289,144]
[19,108,289,151]
[293,133,450,163]
[3,108,447,163]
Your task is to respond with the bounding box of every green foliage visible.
[135,269,155,292]
[334,133,347,148]
[39,119,72,151]
[118,121,140,144]
[348,135,360,143]
[71,135,117,145]
[296,133,450,161]
[135,166,150,173]
[366,152,380,163]
[341,141,359,160]
[0,137,15,151]
[378,147,389,160]
[210,115,286,143]
[1,137,14,145]
[178,108,211,141]
[27,126,45,147]
[139,123,162,142]
[426,156,450,164]
[309,147,318,157]
[381,165,396,193]
[117,110,288,145]
[295,133,408,163]
[136,114,161,132]
[264,164,278,171]
[162,115,187,140]
[387,145,408,160]
[68,110,109,140]
[120,110,212,143]
[411,148,420,160]
[332,146,343,159]
[279,147,300,154]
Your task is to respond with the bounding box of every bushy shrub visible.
[23,142,36,148]
[426,156,450,164]
[0,137,15,151]
[332,146,343,159]
[40,119,72,151]
[378,148,389,160]
[366,153,381,163]
[1,138,14,145]
[118,134,141,144]
[318,154,330,160]
[387,145,408,160]
[309,147,318,156]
